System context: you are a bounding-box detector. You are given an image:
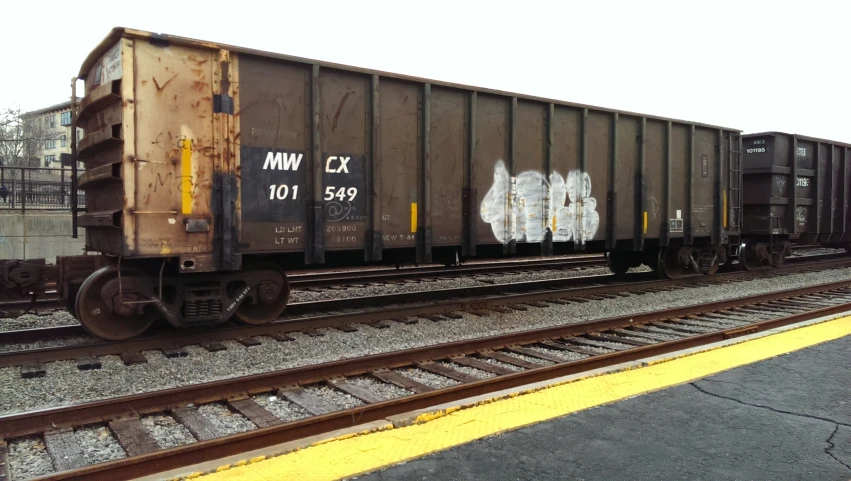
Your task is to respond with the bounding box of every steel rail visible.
[10,280,851,480]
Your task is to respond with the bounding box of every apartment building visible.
[22,99,84,169]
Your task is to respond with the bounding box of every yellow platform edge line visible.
[190,314,851,481]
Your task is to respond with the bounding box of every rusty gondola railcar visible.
[740,132,851,269]
[40,27,744,340]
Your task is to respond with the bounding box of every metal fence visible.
[0,166,85,211]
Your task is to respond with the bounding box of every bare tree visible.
[0,106,54,167]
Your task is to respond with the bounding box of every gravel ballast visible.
[141,414,197,449]
[3,267,851,416]
[8,437,54,480]
[197,403,256,436]
[253,394,312,422]
[74,424,126,465]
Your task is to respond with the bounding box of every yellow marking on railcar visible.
[411,203,418,233]
[723,191,728,228]
[643,211,648,233]
[181,141,193,215]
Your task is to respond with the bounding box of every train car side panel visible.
[614,116,639,243]
[237,56,310,253]
[644,119,666,241]
[430,87,466,247]
[585,110,611,245]
[513,99,546,246]
[378,79,419,249]
[475,94,510,248]
[320,69,369,252]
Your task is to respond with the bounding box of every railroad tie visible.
[44,428,87,471]
[416,362,480,383]
[119,352,147,365]
[108,416,160,457]
[171,407,218,441]
[329,380,387,404]
[227,398,283,428]
[0,440,10,481]
[277,387,337,416]
[76,357,102,371]
[451,356,515,375]
[21,361,45,379]
[370,370,433,394]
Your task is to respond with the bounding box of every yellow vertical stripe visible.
[723,190,728,228]
[643,211,648,233]
[410,203,418,233]
[181,142,193,215]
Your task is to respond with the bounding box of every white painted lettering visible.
[264,152,303,170]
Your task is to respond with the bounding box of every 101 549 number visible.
[324,186,358,201]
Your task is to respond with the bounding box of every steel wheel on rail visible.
[75,265,156,341]
[657,246,686,279]
[233,263,290,325]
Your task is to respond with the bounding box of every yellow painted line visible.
[194,315,851,481]
[410,202,418,233]
[181,141,193,215]
[643,210,648,233]
[723,190,728,228]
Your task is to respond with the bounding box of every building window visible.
[44,114,55,128]
[44,155,56,166]
[45,139,56,149]
[60,135,67,147]
[60,111,72,126]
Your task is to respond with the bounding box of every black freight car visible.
[740,132,851,269]
[7,28,745,340]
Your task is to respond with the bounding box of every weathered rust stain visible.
[332,90,352,132]
[403,95,409,104]
[141,80,148,86]
[153,74,178,93]
[192,69,204,77]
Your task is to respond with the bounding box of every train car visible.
[740,132,851,269]
[24,27,743,340]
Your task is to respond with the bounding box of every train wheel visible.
[234,263,290,325]
[738,242,761,271]
[657,246,686,279]
[606,252,630,275]
[75,266,155,341]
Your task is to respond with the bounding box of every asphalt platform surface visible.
[354,335,851,481]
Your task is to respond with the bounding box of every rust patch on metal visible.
[153,74,178,93]
[191,81,208,92]
[331,90,352,132]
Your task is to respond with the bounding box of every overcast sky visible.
[3,0,848,143]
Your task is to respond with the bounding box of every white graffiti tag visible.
[480,160,599,244]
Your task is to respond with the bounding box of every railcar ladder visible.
[728,133,743,254]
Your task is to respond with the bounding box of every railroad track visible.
[2,254,850,373]
[0,254,606,313]
[3,274,851,480]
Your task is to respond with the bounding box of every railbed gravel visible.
[197,403,256,436]
[8,436,54,480]
[5,268,851,416]
[346,375,411,399]
[74,424,126,465]
[303,385,364,409]
[395,367,459,389]
[438,361,495,379]
[503,351,555,365]
[0,310,78,331]
[141,414,197,449]
[525,345,586,361]
[477,356,524,371]
[253,394,311,422]
[288,265,630,304]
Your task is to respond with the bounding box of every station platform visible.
[159,313,851,481]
